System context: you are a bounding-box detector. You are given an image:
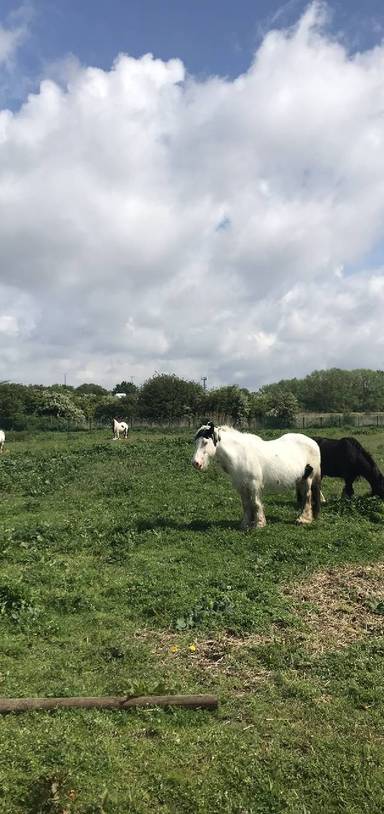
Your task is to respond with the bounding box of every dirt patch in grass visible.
[284,562,384,652]
[133,563,384,686]
[133,628,271,689]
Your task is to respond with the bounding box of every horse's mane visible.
[343,437,381,471]
[217,425,251,438]
[217,425,262,442]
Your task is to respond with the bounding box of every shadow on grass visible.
[135,513,291,533]
[136,516,240,532]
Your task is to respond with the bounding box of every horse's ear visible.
[207,421,218,446]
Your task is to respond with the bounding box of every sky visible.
[1,0,384,390]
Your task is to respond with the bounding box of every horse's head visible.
[192,421,218,471]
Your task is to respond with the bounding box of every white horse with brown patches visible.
[0,430,4,453]
[192,422,321,529]
[112,419,129,440]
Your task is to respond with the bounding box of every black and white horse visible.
[112,419,129,440]
[193,422,321,528]
[312,436,384,499]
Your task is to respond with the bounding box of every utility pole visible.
[201,376,207,391]
[64,373,67,387]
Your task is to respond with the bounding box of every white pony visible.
[112,418,129,440]
[0,430,4,453]
[192,422,321,528]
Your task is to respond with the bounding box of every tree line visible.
[1,368,384,431]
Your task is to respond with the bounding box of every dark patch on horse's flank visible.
[194,421,217,446]
[303,464,313,479]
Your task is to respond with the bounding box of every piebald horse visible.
[192,422,321,528]
[112,419,129,440]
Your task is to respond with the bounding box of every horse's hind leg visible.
[296,477,314,525]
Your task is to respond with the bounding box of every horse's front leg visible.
[254,491,266,528]
[240,483,266,529]
[240,487,253,530]
[341,479,354,499]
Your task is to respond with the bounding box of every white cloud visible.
[0,2,384,388]
[0,23,24,66]
[0,2,31,68]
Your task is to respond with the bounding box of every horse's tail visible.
[311,473,321,519]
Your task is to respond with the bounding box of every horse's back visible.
[269,433,320,459]
[254,433,320,490]
[314,435,378,479]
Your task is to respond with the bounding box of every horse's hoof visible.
[296,516,312,526]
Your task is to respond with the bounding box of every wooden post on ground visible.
[0,694,218,714]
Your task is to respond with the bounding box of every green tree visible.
[204,385,250,425]
[112,381,138,396]
[250,388,298,426]
[94,393,138,423]
[266,390,299,425]
[75,383,109,396]
[0,383,24,427]
[73,393,100,421]
[37,391,85,423]
[351,369,384,412]
[137,374,204,422]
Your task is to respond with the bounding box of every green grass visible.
[0,428,384,813]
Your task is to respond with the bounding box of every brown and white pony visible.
[112,419,129,440]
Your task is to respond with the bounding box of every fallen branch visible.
[0,693,218,714]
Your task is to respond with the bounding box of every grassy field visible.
[0,427,384,813]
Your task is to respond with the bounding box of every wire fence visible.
[2,412,384,433]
